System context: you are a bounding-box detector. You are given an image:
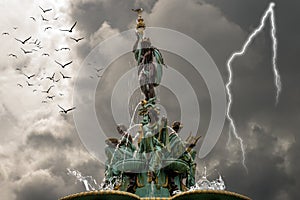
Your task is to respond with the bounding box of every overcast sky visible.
[0,0,299,200]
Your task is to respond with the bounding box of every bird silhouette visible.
[15,36,32,44]
[17,83,23,88]
[70,37,84,42]
[39,6,52,13]
[13,27,18,30]
[55,60,73,68]
[60,72,71,79]
[53,16,59,20]
[30,17,36,21]
[60,21,77,32]
[41,15,49,21]
[2,32,9,35]
[42,53,50,56]
[21,48,33,54]
[26,81,34,86]
[44,26,52,31]
[42,85,54,93]
[33,89,37,92]
[58,105,76,114]
[46,73,55,82]
[60,47,70,51]
[95,67,103,72]
[8,54,17,58]
[23,73,35,79]
[46,95,55,100]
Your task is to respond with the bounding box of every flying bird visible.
[42,53,50,56]
[30,17,36,21]
[17,83,23,88]
[60,47,70,51]
[55,60,73,68]
[41,15,49,21]
[23,73,35,79]
[46,95,55,100]
[58,105,76,114]
[15,36,32,44]
[33,89,37,92]
[42,85,54,93]
[39,6,52,13]
[44,26,52,31]
[60,21,77,32]
[95,67,103,72]
[70,37,84,42]
[60,72,71,79]
[26,81,34,86]
[8,54,17,58]
[2,32,9,35]
[13,27,18,30]
[20,48,33,54]
[46,73,55,82]
[53,16,59,20]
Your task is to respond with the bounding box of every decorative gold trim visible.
[60,189,251,200]
[161,175,168,188]
[114,183,122,190]
[136,176,144,188]
[180,182,188,192]
[59,190,140,200]
[172,190,252,200]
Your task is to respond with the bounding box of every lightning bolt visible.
[225,2,280,171]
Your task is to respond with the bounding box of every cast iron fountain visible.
[60,9,251,200]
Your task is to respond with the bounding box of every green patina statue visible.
[60,8,252,200]
[102,9,201,198]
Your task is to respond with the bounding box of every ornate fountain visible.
[60,9,251,200]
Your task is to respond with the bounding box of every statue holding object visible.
[132,9,165,101]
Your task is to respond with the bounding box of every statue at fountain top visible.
[132,10,165,101]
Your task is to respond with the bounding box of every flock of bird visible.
[3,5,104,114]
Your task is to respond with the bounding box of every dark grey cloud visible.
[69,0,157,35]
